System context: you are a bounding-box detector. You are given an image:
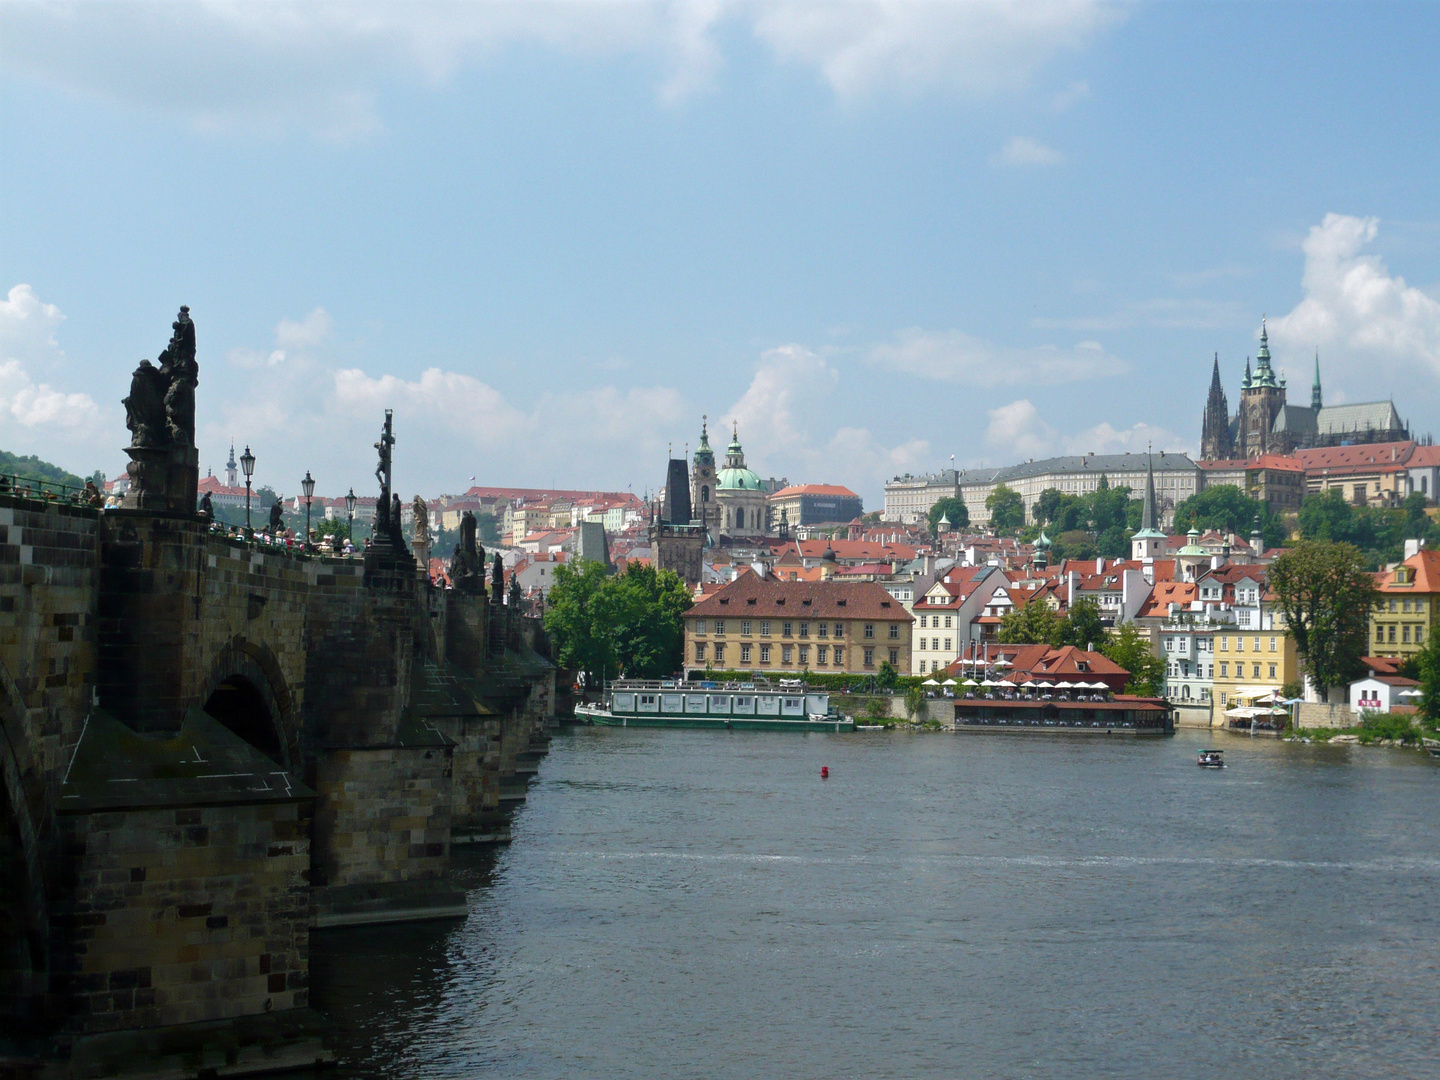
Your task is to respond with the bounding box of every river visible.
[309,727,1440,1079]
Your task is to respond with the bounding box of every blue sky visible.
[3,1,1439,508]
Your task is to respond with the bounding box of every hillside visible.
[0,450,91,489]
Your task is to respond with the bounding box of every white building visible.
[961,452,1200,528]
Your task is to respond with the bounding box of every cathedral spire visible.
[1130,447,1166,562]
[1311,351,1323,411]
[1201,352,1233,460]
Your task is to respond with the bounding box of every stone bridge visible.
[0,313,559,1078]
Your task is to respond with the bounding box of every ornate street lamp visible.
[345,487,357,550]
[240,445,256,536]
[302,470,316,551]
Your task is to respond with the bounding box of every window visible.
[782,621,793,638]
[741,621,751,637]
[818,622,828,638]
[1236,637,1244,652]
[782,645,793,664]
[1252,664,1260,679]
[889,648,899,665]
[817,645,828,664]
[741,644,751,663]
[944,638,952,651]
[864,623,875,639]
[1220,692,1228,705]
[889,624,899,639]
[695,642,707,661]
[695,619,706,635]
[864,647,875,667]
[760,621,770,637]
[1403,598,1412,612]
[919,615,928,628]
[1419,625,1426,643]
[798,645,809,665]
[1269,637,1277,652]
[1377,624,1386,643]
[1253,638,1260,652]
[1268,664,1276,679]
[1220,637,1228,651]
[1403,624,1412,644]
[760,644,771,663]
[833,647,843,666]
[799,623,810,638]
[834,623,843,638]
[1166,639,1174,652]
[1220,662,1228,677]
[714,643,726,662]
[715,620,726,636]
[1389,625,1397,643]
[932,638,940,651]
[944,616,953,629]
[1390,598,1398,613]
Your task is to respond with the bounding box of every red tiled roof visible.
[1377,548,1440,593]
[1199,454,1303,472]
[1296,442,1415,473]
[689,575,913,622]
[769,484,860,499]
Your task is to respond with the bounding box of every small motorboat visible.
[1197,749,1225,768]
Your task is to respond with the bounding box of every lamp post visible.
[345,487,357,551]
[240,445,256,536]
[302,470,315,552]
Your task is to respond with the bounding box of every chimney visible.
[1096,557,1105,574]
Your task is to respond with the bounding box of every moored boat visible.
[575,678,854,732]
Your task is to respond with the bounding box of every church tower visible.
[1239,319,1286,458]
[1311,352,1323,411]
[225,441,238,487]
[690,416,716,532]
[1130,452,1167,566]
[1200,353,1233,460]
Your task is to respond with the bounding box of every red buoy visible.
[820,766,829,779]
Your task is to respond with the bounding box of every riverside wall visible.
[0,496,557,1077]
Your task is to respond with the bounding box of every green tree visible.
[1033,488,1065,525]
[1059,596,1106,650]
[543,560,616,686]
[1173,484,1287,549]
[986,484,1025,531]
[1413,630,1440,728]
[998,599,1062,646]
[603,562,694,678]
[927,496,970,536]
[875,660,900,690]
[1267,539,1380,700]
[314,517,350,540]
[1298,489,1364,545]
[1100,624,1164,696]
[0,449,87,489]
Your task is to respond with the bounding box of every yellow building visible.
[1370,548,1440,659]
[1206,568,1301,721]
[685,573,912,677]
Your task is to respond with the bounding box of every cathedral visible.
[1200,320,1409,460]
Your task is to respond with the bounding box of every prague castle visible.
[1200,320,1409,459]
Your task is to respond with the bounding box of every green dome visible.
[717,467,763,490]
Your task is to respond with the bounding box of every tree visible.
[998,599,1062,646]
[1298,489,1364,545]
[927,496,969,537]
[543,561,692,686]
[986,484,1025,531]
[1413,631,1440,728]
[1174,484,1286,549]
[1100,624,1164,696]
[1059,596,1107,650]
[1033,488,1065,525]
[314,517,350,540]
[1267,540,1380,700]
[0,449,87,489]
[875,660,899,690]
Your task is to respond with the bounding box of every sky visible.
[3,1,1440,509]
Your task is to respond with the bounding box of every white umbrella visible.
[1398,688,1422,698]
[921,678,939,686]
[1022,680,1038,688]
[1036,681,1054,689]
[941,678,958,686]
[961,678,979,686]
[993,659,1012,668]
[1055,681,1075,689]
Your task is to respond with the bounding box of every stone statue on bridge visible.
[448,509,484,593]
[413,496,429,544]
[491,552,504,604]
[269,498,284,535]
[373,410,395,537]
[122,306,201,514]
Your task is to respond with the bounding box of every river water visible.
[309,728,1440,1079]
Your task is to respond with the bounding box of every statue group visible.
[122,307,201,513]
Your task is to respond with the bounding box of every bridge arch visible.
[0,663,49,1030]
[200,638,300,772]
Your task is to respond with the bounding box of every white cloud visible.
[1268,213,1440,381]
[991,135,1064,167]
[718,344,927,498]
[1,1,1124,137]
[869,327,1126,385]
[983,398,1188,462]
[0,285,109,474]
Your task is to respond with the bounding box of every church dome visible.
[717,466,764,490]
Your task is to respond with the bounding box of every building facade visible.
[883,470,961,523]
[714,424,769,538]
[685,574,913,677]
[961,453,1199,529]
[1370,546,1439,659]
[1196,455,1305,515]
[767,484,863,528]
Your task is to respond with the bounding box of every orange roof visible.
[1377,548,1440,593]
[769,484,860,499]
[1137,581,1197,617]
[1199,455,1302,472]
[793,539,917,561]
[1297,442,1415,473]
[1407,445,1440,468]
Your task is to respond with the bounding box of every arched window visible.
[736,508,745,530]
[701,485,709,502]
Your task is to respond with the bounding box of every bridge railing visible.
[0,472,95,505]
